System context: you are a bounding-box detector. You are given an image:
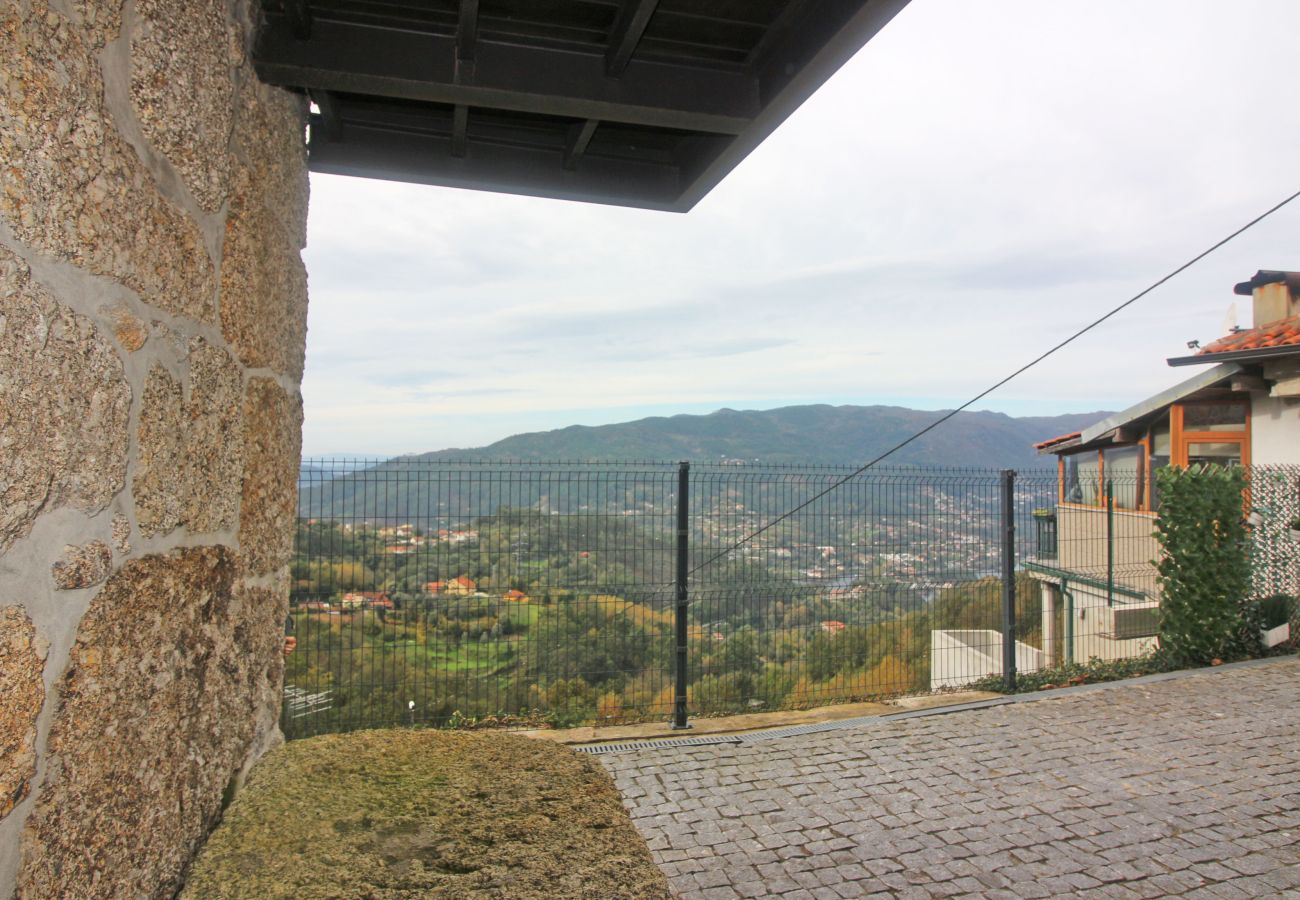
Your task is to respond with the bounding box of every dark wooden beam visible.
[457,0,480,62]
[283,0,312,40]
[255,15,756,134]
[451,104,469,157]
[311,90,343,141]
[563,119,599,170]
[606,0,660,77]
[744,0,812,69]
[307,119,683,211]
[456,0,479,83]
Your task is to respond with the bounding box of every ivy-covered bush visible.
[1153,465,1252,666]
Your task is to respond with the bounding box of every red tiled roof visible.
[1033,431,1081,451]
[1198,315,1300,356]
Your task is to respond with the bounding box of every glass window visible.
[1187,442,1243,468]
[1102,445,1143,509]
[1149,454,1169,512]
[1064,453,1100,504]
[1182,401,1248,432]
[1150,418,1171,455]
[1063,456,1080,502]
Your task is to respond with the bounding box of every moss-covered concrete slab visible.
[182,730,670,899]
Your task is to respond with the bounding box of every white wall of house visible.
[930,629,1043,691]
[1250,391,1300,465]
[1070,586,1160,663]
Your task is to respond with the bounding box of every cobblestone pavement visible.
[602,659,1300,898]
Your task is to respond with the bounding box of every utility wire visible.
[689,187,1300,578]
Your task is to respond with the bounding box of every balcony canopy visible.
[253,0,909,211]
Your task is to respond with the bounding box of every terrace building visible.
[1029,270,1300,666]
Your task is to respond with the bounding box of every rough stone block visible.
[231,577,290,757]
[0,606,45,821]
[0,246,130,555]
[130,0,235,213]
[184,338,245,532]
[230,77,309,249]
[0,1,216,321]
[51,541,113,590]
[219,167,309,379]
[238,378,302,576]
[99,302,148,352]
[132,364,186,536]
[18,547,274,899]
[218,76,308,379]
[132,341,243,537]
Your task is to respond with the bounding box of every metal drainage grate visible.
[573,735,745,755]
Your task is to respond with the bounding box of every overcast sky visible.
[300,0,1300,458]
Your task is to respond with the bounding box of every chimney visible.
[1233,270,1300,328]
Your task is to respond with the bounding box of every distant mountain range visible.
[299,405,1109,526]
[404,404,1108,471]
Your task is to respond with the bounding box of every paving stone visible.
[607,660,1300,899]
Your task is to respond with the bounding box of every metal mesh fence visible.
[283,460,1299,737]
[685,465,1015,715]
[288,460,680,736]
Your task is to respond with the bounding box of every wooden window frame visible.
[1053,398,1252,514]
[1057,443,1150,513]
[1170,400,1251,467]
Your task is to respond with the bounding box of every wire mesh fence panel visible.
[685,466,1034,716]
[284,459,1297,738]
[287,460,680,737]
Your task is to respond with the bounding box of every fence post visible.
[1105,478,1115,608]
[672,461,691,729]
[1000,469,1017,692]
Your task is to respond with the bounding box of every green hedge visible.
[1153,465,1252,666]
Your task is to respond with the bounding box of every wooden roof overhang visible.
[1037,363,1249,457]
[253,0,910,210]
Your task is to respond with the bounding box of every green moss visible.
[182,730,669,899]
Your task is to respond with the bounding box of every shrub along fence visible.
[282,460,1299,738]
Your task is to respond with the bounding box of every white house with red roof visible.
[1024,270,1300,667]
[444,575,478,596]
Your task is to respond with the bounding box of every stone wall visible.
[0,1,308,896]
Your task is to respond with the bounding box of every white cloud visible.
[301,0,1300,456]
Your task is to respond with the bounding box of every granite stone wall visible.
[0,1,309,896]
